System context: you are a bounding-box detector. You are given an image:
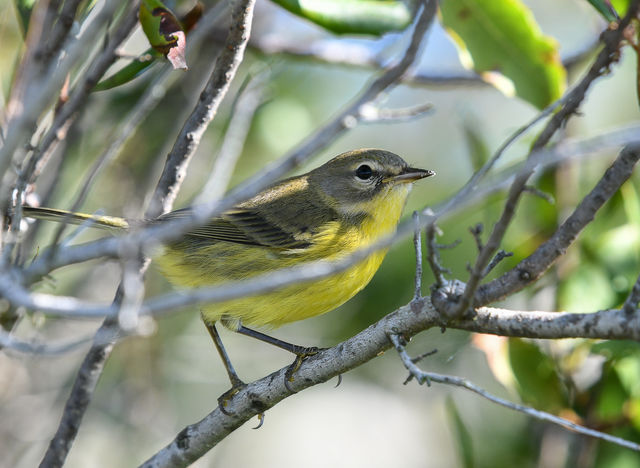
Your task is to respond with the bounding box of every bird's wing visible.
[158,208,311,250]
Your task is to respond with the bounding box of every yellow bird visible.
[23,148,434,398]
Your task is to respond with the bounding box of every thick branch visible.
[454,306,640,340]
[139,298,640,466]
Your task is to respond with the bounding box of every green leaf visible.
[592,341,640,361]
[594,369,628,421]
[13,0,37,36]
[270,0,413,35]
[508,338,566,412]
[615,356,640,398]
[94,50,161,92]
[97,3,202,90]
[558,263,616,312]
[586,0,631,21]
[440,0,567,109]
[628,397,640,433]
[446,397,474,468]
[139,0,187,70]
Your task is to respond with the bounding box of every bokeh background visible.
[1,0,640,466]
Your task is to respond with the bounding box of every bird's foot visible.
[217,376,247,415]
[284,346,325,393]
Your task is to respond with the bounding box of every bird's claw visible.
[284,347,325,392]
[217,378,247,415]
[252,412,265,429]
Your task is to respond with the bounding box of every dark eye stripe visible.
[355,164,373,180]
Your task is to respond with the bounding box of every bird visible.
[23,148,434,402]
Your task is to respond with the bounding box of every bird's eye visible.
[355,164,373,180]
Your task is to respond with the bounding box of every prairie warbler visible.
[23,148,434,398]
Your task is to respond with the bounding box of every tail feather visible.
[22,206,130,232]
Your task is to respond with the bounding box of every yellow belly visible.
[156,234,387,328]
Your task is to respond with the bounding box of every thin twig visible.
[12,125,640,316]
[389,333,640,452]
[195,69,269,205]
[523,185,555,204]
[475,144,640,305]
[469,223,483,252]
[454,2,640,316]
[38,3,258,467]
[413,211,423,300]
[146,0,258,218]
[622,272,640,314]
[359,102,434,123]
[482,250,513,277]
[388,334,432,385]
[0,327,92,355]
[426,221,447,287]
[138,299,640,467]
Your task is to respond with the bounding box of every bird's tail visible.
[22,206,130,232]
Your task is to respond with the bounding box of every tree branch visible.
[19,0,440,286]
[9,125,640,319]
[0,0,128,205]
[37,323,120,468]
[453,1,640,316]
[139,297,640,466]
[388,334,640,452]
[474,144,640,305]
[37,2,257,467]
[146,0,258,218]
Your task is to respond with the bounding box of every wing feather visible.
[158,208,311,250]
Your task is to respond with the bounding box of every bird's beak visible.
[384,167,435,184]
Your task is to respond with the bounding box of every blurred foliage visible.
[3,0,640,467]
[586,0,631,21]
[99,0,568,110]
[269,0,414,35]
[446,397,475,468]
[508,338,567,412]
[12,0,35,35]
[93,51,162,92]
[440,0,566,109]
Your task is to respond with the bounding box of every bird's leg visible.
[203,320,246,413]
[234,325,324,390]
[234,324,321,355]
